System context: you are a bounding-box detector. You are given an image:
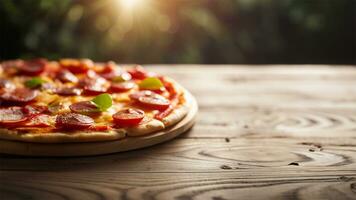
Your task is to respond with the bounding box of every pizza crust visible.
[159,77,190,128]
[127,119,165,136]
[161,104,189,127]
[0,128,126,143]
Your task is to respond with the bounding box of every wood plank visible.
[1,138,356,172]
[1,138,356,199]
[1,171,355,200]
[187,107,356,138]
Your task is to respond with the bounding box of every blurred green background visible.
[0,0,355,64]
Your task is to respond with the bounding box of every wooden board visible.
[1,65,356,200]
[0,91,198,157]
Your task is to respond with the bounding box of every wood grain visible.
[1,171,355,200]
[1,65,356,200]
[1,146,356,200]
[150,65,356,139]
[0,138,356,171]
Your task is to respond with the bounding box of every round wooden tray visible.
[0,92,198,157]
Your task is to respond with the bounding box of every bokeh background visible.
[0,0,355,64]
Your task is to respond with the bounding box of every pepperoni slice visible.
[110,82,135,93]
[83,84,107,95]
[128,66,152,80]
[129,90,170,110]
[129,90,155,101]
[1,60,24,75]
[98,62,117,79]
[18,59,47,75]
[1,88,38,103]
[77,77,94,87]
[0,107,27,124]
[103,70,131,81]
[59,59,93,74]
[138,95,170,110]
[55,113,94,129]
[56,70,78,83]
[112,108,145,127]
[54,87,82,96]
[100,61,117,73]
[79,78,108,95]
[100,63,132,81]
[1,60,24,68]
[69,101,100,115]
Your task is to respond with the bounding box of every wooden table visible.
[1,65,356,200]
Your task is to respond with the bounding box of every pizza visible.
[0,58,190,143]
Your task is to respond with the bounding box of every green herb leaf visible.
[91,93,112,111]
[25,77,46,88]
[138,77,163,90]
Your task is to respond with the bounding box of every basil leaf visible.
[138,77,163,90]
[91,93,112,111]
[25,77,46,88]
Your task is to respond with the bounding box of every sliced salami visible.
[79,77,108,95]
[59,59,93,74]
[56,70,78,83]
[113,108,145,127]
[100,62,132,81]
[129,90,155,101]
[0,107,27,124]
[54,87,82,96]
[69,101,100,115]
[55,113,94,129]
[18,59,47,75]
[0,88,38,103]
[138,95,170,111]
[129,90,170,110]
[109,81,135,93]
